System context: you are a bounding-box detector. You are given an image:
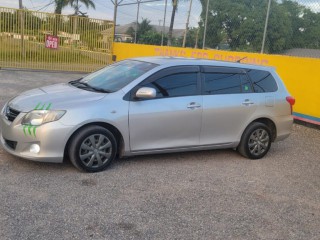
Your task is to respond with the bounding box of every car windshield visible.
[79,60,157,92]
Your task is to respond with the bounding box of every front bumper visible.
[0,112,73,163]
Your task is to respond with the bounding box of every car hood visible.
[8,83,106,112]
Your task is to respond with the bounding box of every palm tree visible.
[54,0,68,14]
[54,0,95,15]
[69,0,96,16]
[167,0,178,46]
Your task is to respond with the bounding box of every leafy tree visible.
[198,0,320,53]
[176,27,199,48]
[198,0,292,53]
[126,18,153,43]
[68,0,96,16]
[139,31,167,45]
[54,0,95,15]
[54,0,68,14]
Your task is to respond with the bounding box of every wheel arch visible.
[64,122,125,160]
[248,117,277,142]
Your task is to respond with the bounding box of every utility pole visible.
[161,0,168,46]
[202,0,209,49]
[261,0,271,54]
[113,0,118,39]
[182,0,193,48]
[134,0,141,44]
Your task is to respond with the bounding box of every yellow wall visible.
[114,43,320,123]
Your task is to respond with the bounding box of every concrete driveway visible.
[0,69,319,240]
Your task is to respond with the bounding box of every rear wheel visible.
[238,122,271,159]
[69,126,117,172]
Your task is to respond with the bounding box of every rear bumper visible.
[274,115,293,142]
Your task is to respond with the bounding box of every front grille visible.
[4,139,17,150]
[5,107,20,122]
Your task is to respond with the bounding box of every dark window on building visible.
[204,72,252,95]
[247,69,278,92]
[143,73,198,98]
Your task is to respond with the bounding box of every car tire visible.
[238,122,272,159]
[69,125,117,172]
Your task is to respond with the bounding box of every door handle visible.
[187,102,201,109]
[242,99,254,106]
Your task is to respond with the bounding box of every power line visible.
[37,1,55,11]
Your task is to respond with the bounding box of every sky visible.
[1,0,319,29]
[0,0,203,29]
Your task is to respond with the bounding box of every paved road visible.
[0,69,320,240]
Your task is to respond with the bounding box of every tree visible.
[54,0,95,15]
[126,18,153,43]
[68,0,96,16]
[176,27,199,48]
[54,0,68,14]
[167,0,178,46]
[198,0,292,53]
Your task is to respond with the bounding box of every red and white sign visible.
[45,35,59,49]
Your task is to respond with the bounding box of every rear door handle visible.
[242,99,254,106]
[187,102,201,109]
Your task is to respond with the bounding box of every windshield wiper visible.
[88,86,112,93]
[70,81,111,93]
[69,78,82,84]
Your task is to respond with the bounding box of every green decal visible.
[23,102,52,138]
[23,125,27,136]
[244,85,249,91]
[33,126,37,137]
[28,125,32,135]
[39,103,46,110]
[46,103,52,110]
[34,102,41,110]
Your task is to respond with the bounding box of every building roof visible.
[115,23,185,38]
[283,48,320,59]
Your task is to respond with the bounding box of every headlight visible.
[21,110,66,126]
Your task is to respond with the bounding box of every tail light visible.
[286,96,295,114]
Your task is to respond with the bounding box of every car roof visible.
[131,56,274,71]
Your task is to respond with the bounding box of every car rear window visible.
[246,69,278,93]
[203,72,253,95]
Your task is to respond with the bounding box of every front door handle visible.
[187,102,201,109]
[242,99,254,106]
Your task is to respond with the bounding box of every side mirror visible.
[135,87,156,99]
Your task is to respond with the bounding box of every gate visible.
[0,7,114,72]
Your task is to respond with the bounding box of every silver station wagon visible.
[0,57,295,172]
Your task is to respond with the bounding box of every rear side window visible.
[203,73,253,95]
[143,73,198,98]
[247,69,278,92]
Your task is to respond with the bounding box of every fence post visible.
[19,0,25,60]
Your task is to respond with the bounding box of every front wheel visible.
[69,126,117,172]
[238,122,272,159]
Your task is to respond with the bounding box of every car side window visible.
[246,69,278,92]
[142,73,198,98]
[203,72,253,95]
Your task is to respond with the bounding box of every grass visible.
[0,38,112,72]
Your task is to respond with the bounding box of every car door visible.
[129,66,202,152]
[200,66,259,145]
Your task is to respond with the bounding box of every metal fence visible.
[0,7,114,72]
[115,0,320,58]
